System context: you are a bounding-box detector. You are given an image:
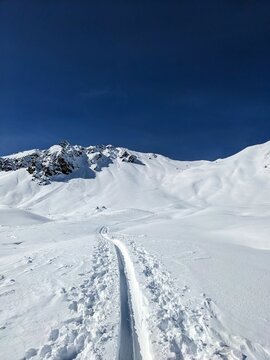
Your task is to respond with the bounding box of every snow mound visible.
[0,207,50,226]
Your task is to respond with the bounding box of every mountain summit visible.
[0,141,143,184]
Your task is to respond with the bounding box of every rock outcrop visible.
[0,141,143,184]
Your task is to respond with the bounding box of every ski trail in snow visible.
[115,246,133,359]
[115,246,142,360]
[100,227,153,360]
[106,229,252,360]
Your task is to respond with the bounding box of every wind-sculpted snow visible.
[0,207,50,226]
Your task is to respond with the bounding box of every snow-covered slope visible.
[0,141,270,359]
[0,141,142,185]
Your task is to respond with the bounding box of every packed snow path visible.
[115,246,142,360]
[100,227,153,360]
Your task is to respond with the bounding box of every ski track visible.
[21,225,265,360]
[100,226,153,360]
[23,235,119,360]
[115,246,142,360]
[108,230,250,360]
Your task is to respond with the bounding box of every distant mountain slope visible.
[0,140,270,217]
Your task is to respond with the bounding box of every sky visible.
[1,0,270,160]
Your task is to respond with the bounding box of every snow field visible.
[105,229,248,360]
[1,141,270,359]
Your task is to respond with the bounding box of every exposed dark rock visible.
[0,142,144,184]
[27,167,35,175]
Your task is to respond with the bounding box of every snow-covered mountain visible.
[1,140,270,218]
[0,141,270,360]
[0,141,142,184]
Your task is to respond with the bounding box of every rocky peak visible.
[0,142,143,184]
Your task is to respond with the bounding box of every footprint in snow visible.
[39,344,52,358]
[24,348,37,359]
[69,301,78,312]
[48,328,59,342]
[25,257,33,264]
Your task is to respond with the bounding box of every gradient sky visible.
[1,0,270,160]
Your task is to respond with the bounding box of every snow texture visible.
[0,141,270,359]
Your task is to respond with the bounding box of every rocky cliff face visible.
[0,141,143,184]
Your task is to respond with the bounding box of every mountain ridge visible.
[0,141,144,184]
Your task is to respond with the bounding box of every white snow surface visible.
[0,141,270,359]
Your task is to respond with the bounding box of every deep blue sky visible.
[1,0,270,160]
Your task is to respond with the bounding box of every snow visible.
[102,227,153,359]
[0,141,270,359]
[0,207,49,226]
[3,149,41,159]
[47,145,63,155]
